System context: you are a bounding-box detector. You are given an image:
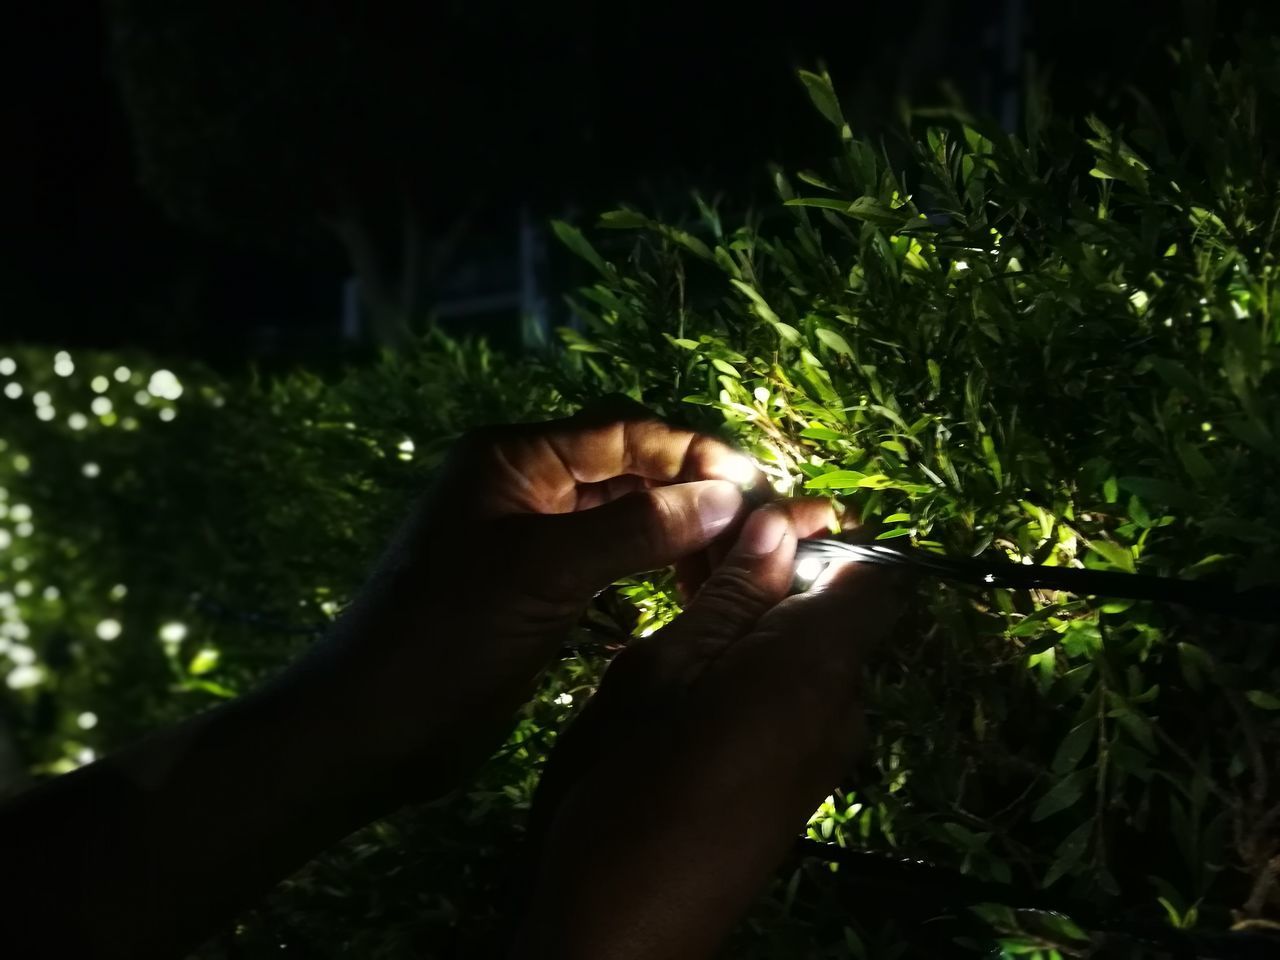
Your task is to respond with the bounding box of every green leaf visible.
[1088,540,1135,573]
[1175,439,1215,487]
[1246,690,1280,710]
[815,327,854,357]
[729,279,782,325]
[188,648,220,676]
[551,220,608,275]
[875,527,913,540]
[1032,771,1089,822]
[710,358,740,378]
[597,208,650,229]
[797,69,844,127]
[1052,718,1098,774]
[1043,819,1093,888]
[799,426,842,441]
[804,470,867,490]
[785,197,856,212]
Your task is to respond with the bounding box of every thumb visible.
[517,479,745,601]
[662,505,798,656]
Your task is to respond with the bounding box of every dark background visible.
[6,1,1278,364]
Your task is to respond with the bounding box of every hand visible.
[516,502,904,960]
[323,402,761,797]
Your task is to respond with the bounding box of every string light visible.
[95,619,122,641]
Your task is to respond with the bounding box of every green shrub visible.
[3,40,1279,958]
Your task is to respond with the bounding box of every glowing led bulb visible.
[795,557,826,587]
[159,622,187,644]
[96,619,122,641]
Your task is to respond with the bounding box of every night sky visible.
[7,2,1277,362]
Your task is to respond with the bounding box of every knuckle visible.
[694,565,778,619]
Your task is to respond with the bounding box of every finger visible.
[513,479,745,600]
[650,506,798,666]
[757,560,904,674]
[678,498,838,600]
[552,418,758,486]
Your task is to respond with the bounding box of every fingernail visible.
[697,481,744,537]
[737,506,789,557]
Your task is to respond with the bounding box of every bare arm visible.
[0,409,757,958]
[517,503,903,958]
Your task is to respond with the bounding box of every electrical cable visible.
[793,539,1278,623]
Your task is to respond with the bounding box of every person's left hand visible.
[323,402,761,797]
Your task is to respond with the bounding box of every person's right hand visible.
[516,502,905,960]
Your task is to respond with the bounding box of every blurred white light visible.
[109,584,127,600]
[0,358,14,375]
[159,408,176,422]
[82,462,100,478]
[10,504,31,522]
[0,592,13,607]
[134,390,151,405]
[54,351,71,364]
[0,531,9,550]
[8,644,35,665]
[11,557,29,571]
[554,692,574,706]
[114,366,132,382]
[954,259,970,272]
[159,622,187,644]
[398,438,415,453]
[6,664,44,689]
[96,618,122,641]
[68,412,88,430]
[14,581,32,598]
[35,406,56,422]
[795,557,826,589]
[721,454,759,489]
[42,586,59,601]
[15,522,32,538]
[148,370,183,400]
[90,375,110,393]
[3,383,21,400]
[77,711,98,730]
[75,747,96,765]
[32,391,51,407]
[90,397,113,416]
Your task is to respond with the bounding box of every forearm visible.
[0,649,396,958]
[0,556,556,958]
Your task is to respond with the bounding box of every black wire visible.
[795,540,1278,623]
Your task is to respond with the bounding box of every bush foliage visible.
[3,41,1279,958]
